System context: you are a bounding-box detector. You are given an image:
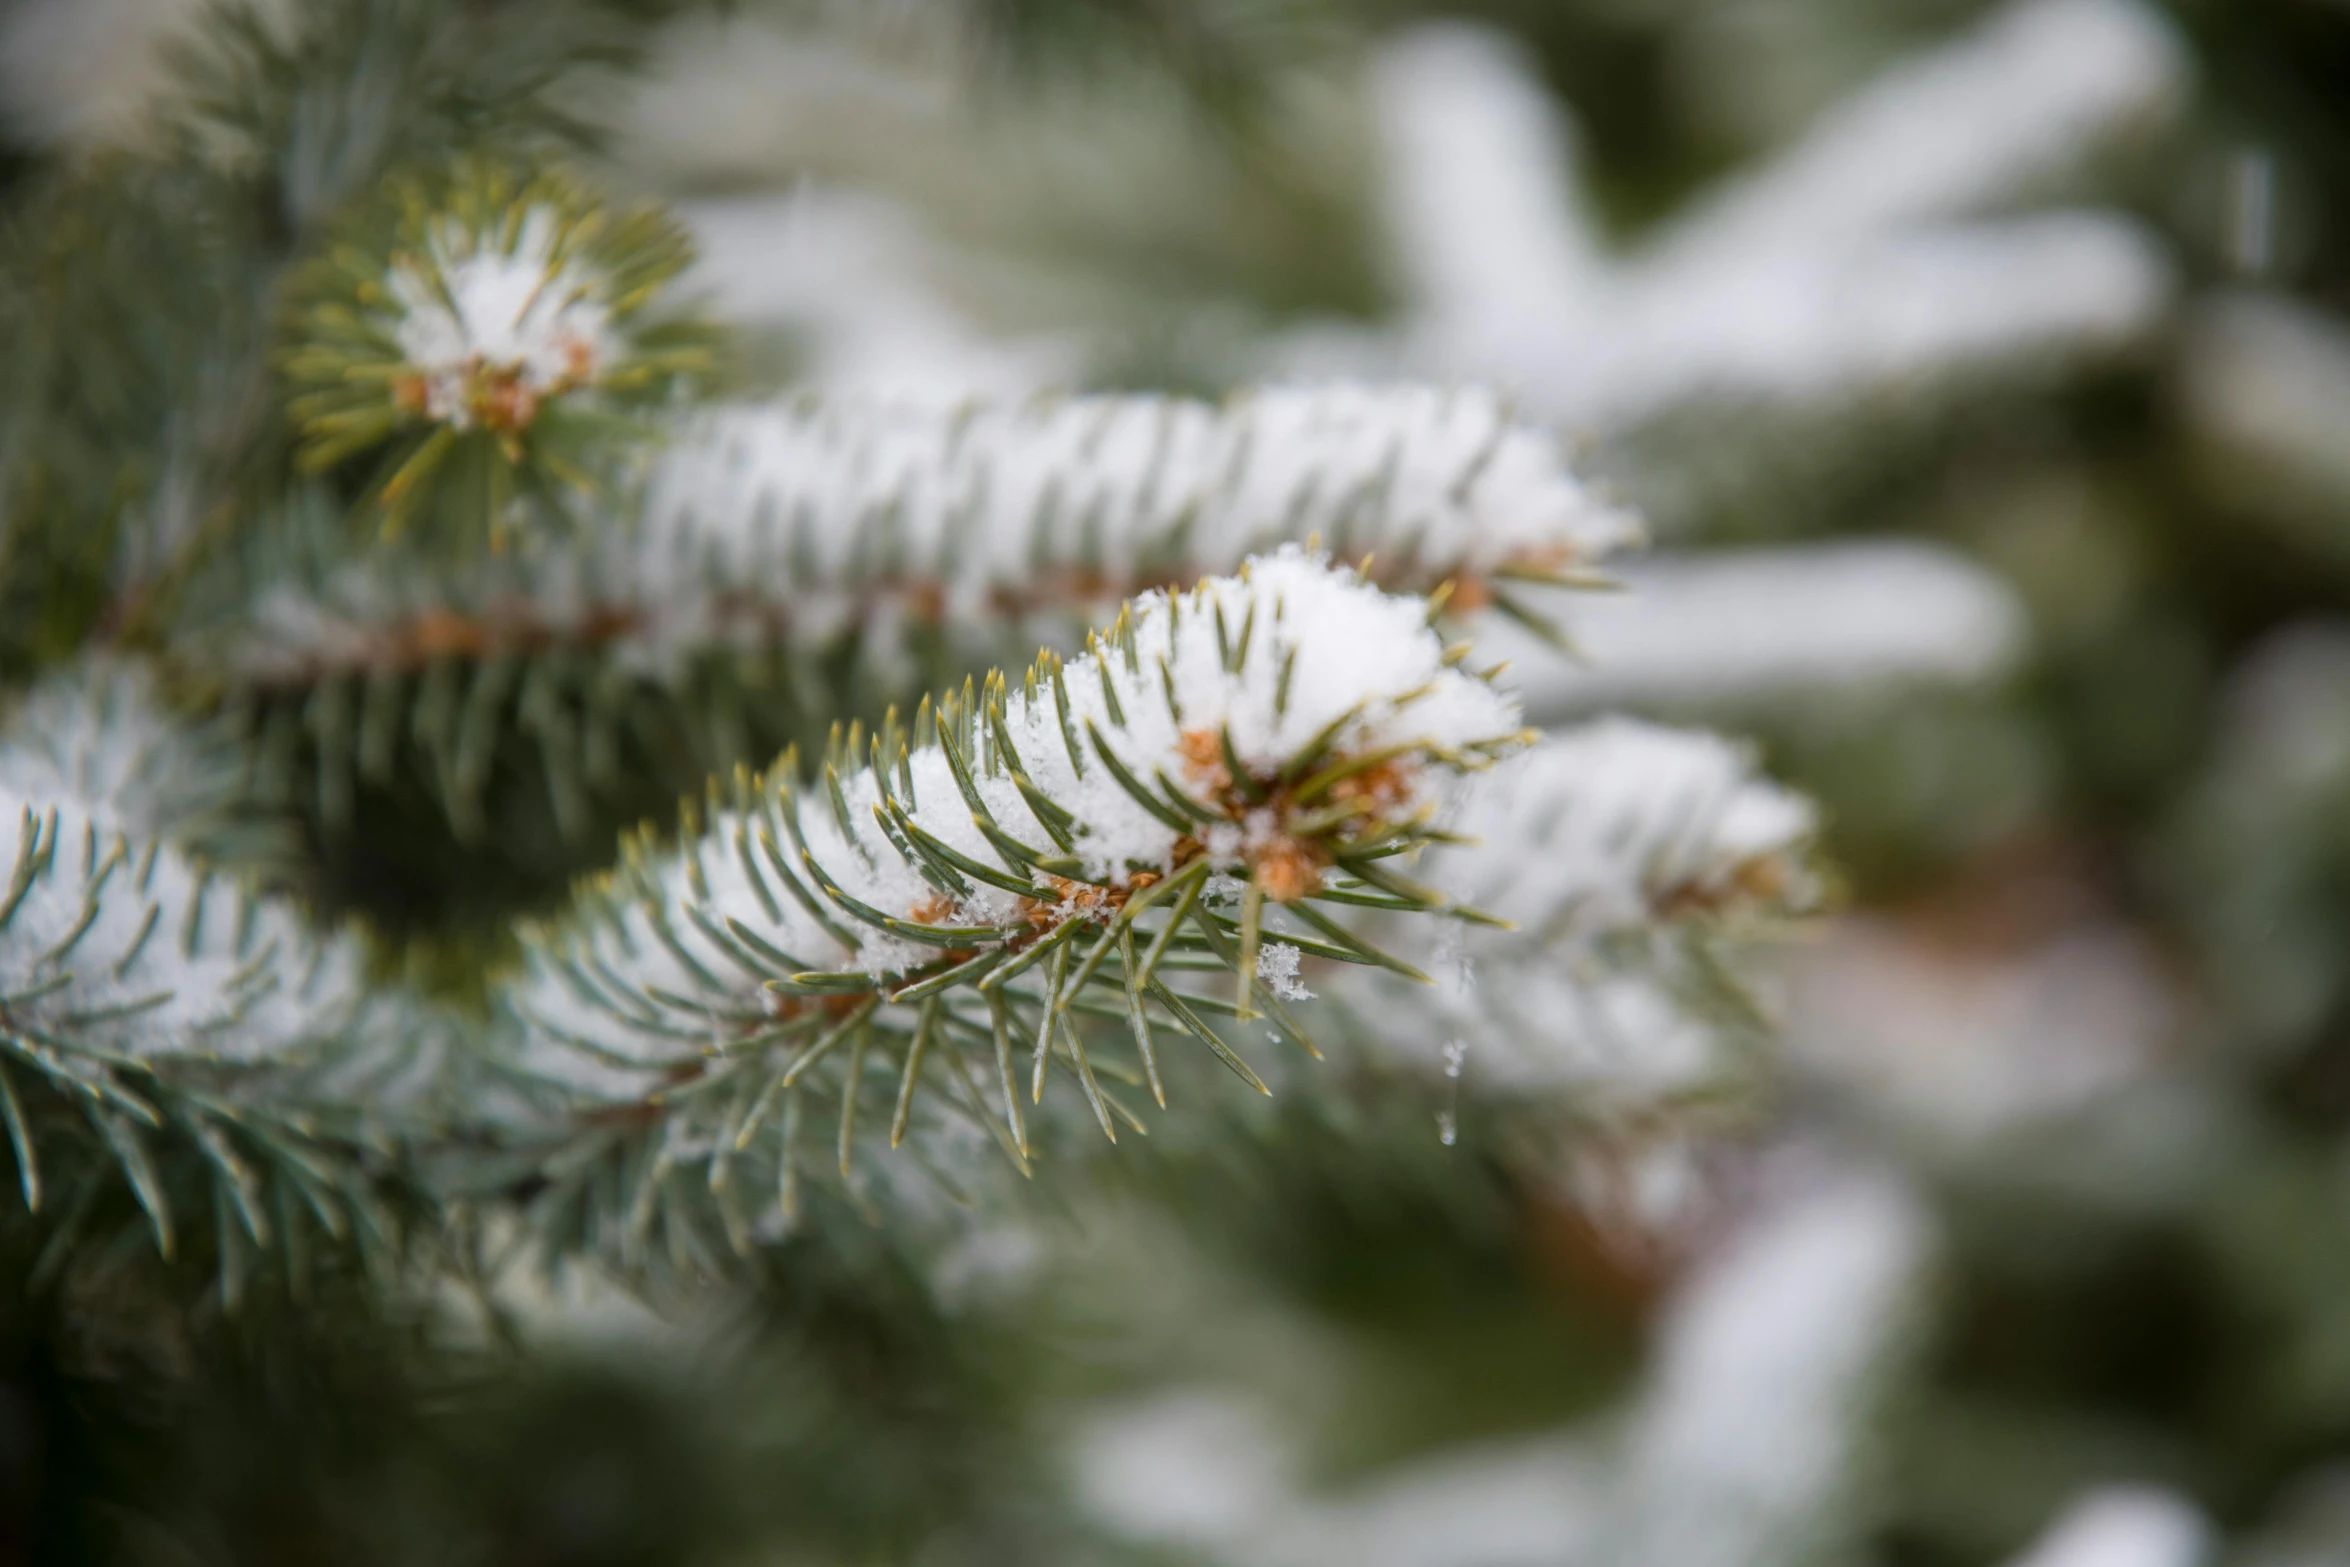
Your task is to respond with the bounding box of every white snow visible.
[2001,1488,2211,1567]
[1596,1171,1934,1567]
[1255,942,1313,1002]
[0,787,360,1064]
[387,205,615,429]
[0,661,225,839]
[1440,720,1816,942]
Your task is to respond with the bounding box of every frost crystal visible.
[387,206,614,434]
[1254,942,1313,1002]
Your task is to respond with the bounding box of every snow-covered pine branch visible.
[1482,541,2030,720]
[0,785,357,1067]
[0,661,237,839]
[1434,720,1818,947]
[219,383,1638,685]
[185,384,1633,864]
[1594,1170,1933,1567]
[1324,720,1817,1107]
[501,552,1529,1259]
[1651,0,2188,265]
[1308,0,2185,530]
[0,677,396,1288]
[618,383,1639,663]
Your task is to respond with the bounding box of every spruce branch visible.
[0,789,393,1283]
[1435,719,1818,944]
[217,382,1638,686]
[619,383,1638,659]
[0,679,432,1298]
[500,550,1531,1267]
[1326,719,1818,1110]
[1345,0,2185,534]
[3,661,240,840]
[176,384,1633,914]
[0,657,311,888]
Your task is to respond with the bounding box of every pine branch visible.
[3,661,232,837]
[1434,719,1818,942]
[214,383,1637,684]
[622,384,1636,651]
[1651,0,2188,266]
[497,551,1530,1271]
[0,683,434,1301]
[1321,720,1817,1111]
[1593,1174,1932,1567]
[0,658,299,878]
[173,385,1634,919]
[1345,0,2184,534]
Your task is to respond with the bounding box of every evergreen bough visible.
[0,0,1814,1472]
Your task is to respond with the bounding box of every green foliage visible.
[284,158,715,547]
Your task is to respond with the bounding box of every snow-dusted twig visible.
[284,160,712,541]
[516,549,1523,1091]
[1485,542,2029,719]
[212,383,1639,686]
[0,671,368,1069]
[0,702,390,1273]
[1652,0,2188,264]
[1433,720,1818,943]
[1323,0,2185,450]
[504,553,1533,1254]
[0,786,358,1067]
[1331,721,1816,1103]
